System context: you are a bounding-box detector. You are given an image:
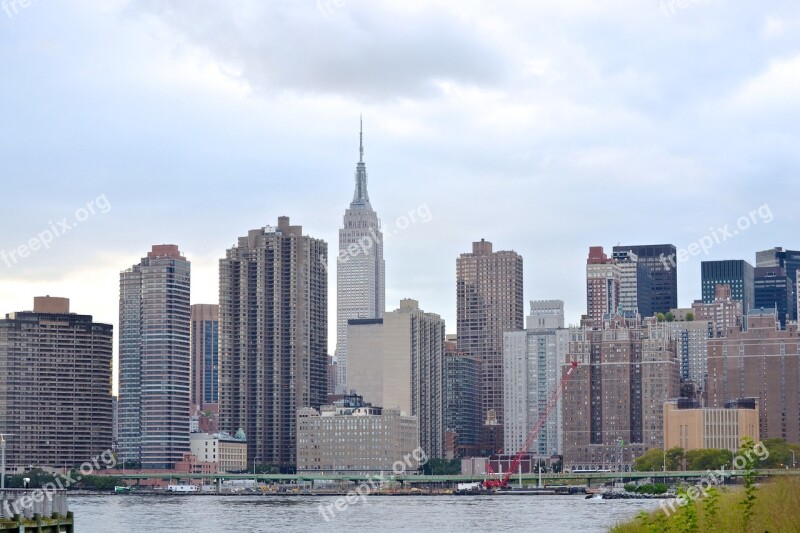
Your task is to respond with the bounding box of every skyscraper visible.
[701,259,755,313]
[756,247,800,320]
[613,244,678,315]
[443,340,481,458]
[336,120,385,393]
[219,217,327,469]
[191,304,219,408]
[119,245,191,469]
[457,239,524,451]
[586,246,620,321]
[503,300,566,457]
[347,299,446,458]
[707,311,800,443]
[753,266,792,328]
[613,249,654,318]
[0,297,113,468]
[562,315,679,471]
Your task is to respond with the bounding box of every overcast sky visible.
[2,1,799,388]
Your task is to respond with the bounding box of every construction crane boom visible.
[483,360,578,489]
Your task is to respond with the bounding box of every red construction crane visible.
[482,360,579,490]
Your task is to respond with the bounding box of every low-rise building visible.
[663,398,759,453]
[296,395,420,475]
[189,431,248,473]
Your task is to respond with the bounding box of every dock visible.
[0,489,73,532]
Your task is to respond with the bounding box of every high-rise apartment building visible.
[503,300,566,457]
[347,299,445,458]
[754,266,792,328]
[692,284,744,338]
[457,239,524,452]
[219,217,327,469]
[443,340,481,458]
[613,244,678,315]
[336,121,385,392]
[707,310,800,443]
[613,249,654,319]
[586,246,620,321]
[191,304,219,409]
[756,247,800,320]
[562,315,679,471]
[119,245,191,469]
[661,319,713,391]
[701,260,755,313]
[0,297,113,468]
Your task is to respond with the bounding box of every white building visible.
[189,432,247,473]
[503,300,566,457]
[336,121,385,392]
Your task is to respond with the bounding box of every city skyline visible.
[2,2,799,394]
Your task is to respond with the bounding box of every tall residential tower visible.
[219,217,327,469]
[119,245,191,469]
[336,120,385,392]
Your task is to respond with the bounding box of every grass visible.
[610,477,800,532]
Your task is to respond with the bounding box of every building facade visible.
[296,396,419,475]
[754,266,792,328]
[336,122,385,392]
[443,341,481,458]
[692,284,743,338]
[219,217,327,469]
[661,319,713,392]
[562,315,680,471]
[347,299,445,458]
[119,245,191,469]
[701,260,755,314]
[189,432,247,473]
[663,399,759,453]
[756,247,800,320]
[191,304,219,408]
[586,246,621,322]
[613,244,678,315]
[613,250,654,319]
[503,300,565,457]
[707,311,800,443]
[0,297,113,468]
[457,239,524,452]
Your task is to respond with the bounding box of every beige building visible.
[296,396,420,475]
[692,284,743,338]
[347,299,445,458]
[189,432,248,472]
[663,399,759,453]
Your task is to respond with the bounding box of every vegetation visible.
[613,438,798,533]
[656,312,676,322]
[633,447,735,472]
[684,449,733,471]
[624,483,668,495]
[753,438,800,469]
[422,458,461,475]
[685,311,695,321]
[614,477,800,533]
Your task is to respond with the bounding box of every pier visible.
[0,490,73,532]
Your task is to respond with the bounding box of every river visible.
[69,494,662,532]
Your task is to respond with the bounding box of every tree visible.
[634,448,665,471]
[665,447,685,471]
[685,449,732,471]
[656,313,666,322]
[665,312,675,322]
[685,311,695,321]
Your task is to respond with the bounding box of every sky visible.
[2,1,800,390]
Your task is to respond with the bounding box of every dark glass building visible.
[443,341,481,457]
[754,267,792,328]
[701,260,755,313]
[756,247,800,320]
[612,244,677,315]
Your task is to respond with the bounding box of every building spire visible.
[351,116,371,208]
